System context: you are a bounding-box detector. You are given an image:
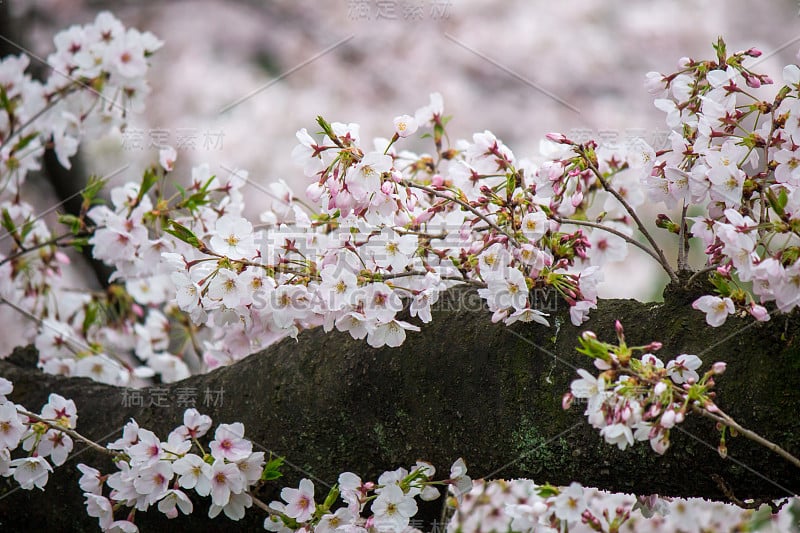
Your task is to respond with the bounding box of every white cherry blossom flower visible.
[281,478,316,523]
[667,354,703,384]
[372,483,417,531]
[9,456,53,490]
[210,215,257,260]
[692,295,734,327]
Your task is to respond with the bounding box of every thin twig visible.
[694,405,800,470]
[249,492,280,516]
[553,216,665,266]
[0,231,88,268]
[677,202,690,273]
[687,264,719,286]
[403,181,520,247]
[16,409,116,457]
[711,474,785,513]
[579,148,679,284]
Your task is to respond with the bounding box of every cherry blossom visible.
[8,456,53,490]
[280,478,316,523]
[667,354,703,385]
[209,422,253,462]
[371,483,418,531]
[692,295,735,327]
[210,215,258,260]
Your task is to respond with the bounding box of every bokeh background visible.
[4,0,800,303]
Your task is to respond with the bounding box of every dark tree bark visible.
[0,285,798,531]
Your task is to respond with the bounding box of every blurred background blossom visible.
[4,0,800,305]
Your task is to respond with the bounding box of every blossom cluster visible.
[563,323,725,456]
[76,409,268,531]
[639,40,800,326]
[448,478,800,533]
[0,377,76,492]
[0,374,475,532]
[0,12,163,384]
[0,12,161,190]
[9,35,800,389]
[1,374,798,532]
[153,93,611,371]
[264,458,471,532]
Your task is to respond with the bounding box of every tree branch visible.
[0,287,798,531]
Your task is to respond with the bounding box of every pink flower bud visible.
[305,182,323,203]
[55,251,71,265]
[745,75,761,89]
[545,132,571,144]
[654,382,667,396]
[660,409,676,429]
[712,361,727,375]
[413,210,435,225]
[749,304,769,322]
[562,392,574,410]
[431,174,445,187]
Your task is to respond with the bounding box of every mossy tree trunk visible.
[1,286,798,531]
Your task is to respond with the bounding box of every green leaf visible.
[0,86,10,112]
[82,175,109,206]
[765,188,784,217]
[261,455,285,482]
[199,175,217,195]
[82,301,100,335]
[322,485,340,510]
[778,188,789,211]
[181,192,210,212]
[1,209,16,236]
[19,219,35,242]
[58,213,83,234]
[434,123,444,143]
[12,132,39,153]
[136,167,159,206]
[70,236,90,252]
[164,220,202,249]
[535,483,559,498]
[708,272,732,296]
[713,36,727,64]
[575,332,613,361]
[505,173,514,198]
